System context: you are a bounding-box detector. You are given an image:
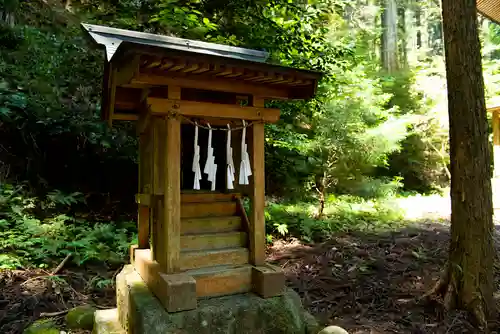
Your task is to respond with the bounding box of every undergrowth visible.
[0,181,430,270]
[0,184,136,270]
[265,195,405,243]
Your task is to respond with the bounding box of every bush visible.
[265,195,404,243]
[0,183,136,269]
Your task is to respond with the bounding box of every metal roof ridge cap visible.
[81,23,269,60]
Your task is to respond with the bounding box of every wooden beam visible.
[181,216,242,235]
[181,202,237,218]
[180,248,249,271]
[487,106,500,114]
[191,63,210,74]
[137,205,149,249]
[181,192,240,203]
[107,68,117,127]
[133,249,197,312]
[190,265,252,298]
[147,98,280,123]
[236,197,251,233]
[159,59,174,70]
[131,73,290,99]
[493,111,500,145]
[135,193,152,206]
[114,55,140,86]
[168,60,187,72]
[181,232,247,251]
[250,97,266,266]
[112,113,139,121]
[161,86,181,274]
[252,264,285,298]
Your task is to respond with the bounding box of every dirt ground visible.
[268,222,500,334]
[0,264,116,334]
[1,222,499,334]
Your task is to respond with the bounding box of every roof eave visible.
[81,23,269,63]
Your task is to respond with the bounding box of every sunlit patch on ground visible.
[393,193,450,222]
[268,223,500,333]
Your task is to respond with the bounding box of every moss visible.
[23,319,60,334]
[65,305,96,330]
[116,265,320,334]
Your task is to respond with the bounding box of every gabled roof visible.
[478,0,500,24]
[82,23,322,120]
[81,23,268,63]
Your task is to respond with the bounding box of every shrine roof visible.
[82,23,269,63]
[81,23,321,83]
[82,23,322,122]
[478,0,500,24]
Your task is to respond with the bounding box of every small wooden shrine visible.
[489,106,500,212]
[83,23,321,312]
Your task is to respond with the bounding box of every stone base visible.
[94,309,126,334]
[115,265,320,334]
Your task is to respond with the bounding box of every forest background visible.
[0,0,499,270]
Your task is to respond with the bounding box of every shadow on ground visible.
[0,265,116,334]
[3,220,500,334]
[268,221,500,334]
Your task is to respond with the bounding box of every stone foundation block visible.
[93,309,126,334]
[116,265,320,334]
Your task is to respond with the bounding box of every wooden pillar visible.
[107,67,117,128]
[150,116,165,263]
[162,86,181,273]
[250,97,266,266]
[492,110,500,212]
[249,97,285,298]
[137,109,152,249]
[493,110,500,177]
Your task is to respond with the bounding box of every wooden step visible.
[181,216,242,235]
[180,248,249,271]
[187,265,252,298]
[181,192,240,203]
[181,232,247,251]
[181,201,237,218]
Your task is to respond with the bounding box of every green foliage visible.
[380,70,422,114]
[0,184,136,269]
[0,13,138,209]
[152,0,350,72]
[2,0,456,208]
[305,63,409,198]
[23,319,59,334]
[265,195,404,242]
[151,0,217,38]
[0,0,483,263]
[46,190,84,206]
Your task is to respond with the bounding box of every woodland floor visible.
[269,221,500,333]
[1,220,500,334]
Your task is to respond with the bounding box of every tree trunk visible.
[398,5,407,68]
[381,0,398,73]
[434,0,496,327]
[415,3,422,49]
[316,172,327,218]
[0,0,17,27]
